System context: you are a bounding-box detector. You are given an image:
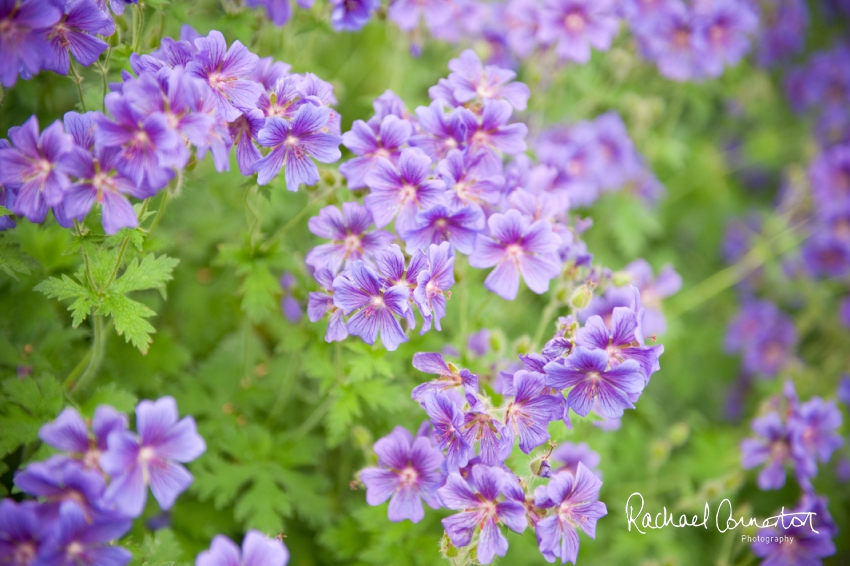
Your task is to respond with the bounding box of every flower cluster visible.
[359,284,663,563]
[0,26,341,233]
[0,0,126,87]
[0,396,205,565]
[306,50,663,349]
[725,299,797,378]
[751,0,809,67]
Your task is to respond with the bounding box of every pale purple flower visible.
[575,307,663,381]
[446,49,530,110]
[401,204,484,254]
[551,441,601,477]
[0,500,43,566]
[538,0,620,64]
[330,0,379,31]
[196,530,289,566]
[504,370,562,453]
[388,0,453,32]
[246,0,297,26]
[306,202,395,274]
[411,352,479,400]
[693,0,757,78]
[534,463,607,564]
[593,112,641,190]
[420,392,471,471]
[409,103,477,162]
[639,1,703,82]
[789,398,843,473]
[360,427,444,523]
[228,108,265,176]
[307,267,349,342]
[187,30,262,122]
[413,242,455,333]
[332,261,410,351]
[437,149,504,212]
[544,347,645,418]
[504,0,542,58]
[467,329,491,357]
[39,406,128,471]
[468,100,528,170]
[42,0,114,75]
[753,0,808,67]
[280,272,302,322]
[741,412,800,490]
[751,496,837,565]
[624,259,681,337]
[0,0,61,87]
[253,105,342,189]
[364,148,447,234]
[339,115,413,189]
[469,209,562,300]
[35,502,131,566]
[100,397,206,517]
[437,465,527,564]
[0,116,75,223]
[460,393,511,465]
[13,456,108,522]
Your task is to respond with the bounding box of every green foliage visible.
[126,529,190,566]
[0,235,36,279]
[0,376,63,458]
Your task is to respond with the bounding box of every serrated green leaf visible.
[325,388,361,447]
[98,293,156,354]
[126,529,187,566]
[233,470,291,532]
[0,376,63,458]
[0,238,35,279]
[111,254,179,297]
[35,275,95,327]
[238,263,279,321]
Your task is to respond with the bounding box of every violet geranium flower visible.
[332,261,410,351]
[410,352,479,401]
[504,370,562,453]
[339,115,413,189]
[420,391,471,471]
[537,0,620,64]
[0,116,75,223]
[446,49,530,110]
[437,465,527,564]
[413,242,455,333]
[401,204,484,254]
[253,104,342,189]
[0,0,61,87]
[42,0,114,75]
[0,499,43,565]
[196,530,289,566]
[39,405,128,471]
[544,347,645,419]
[360,426,444,523]
[740,412,799,490]
[305,202,395,274]
[36,502,131,566]
[364,148,447,234]
[307,267,349,342]
[100,397,206,517]
[534,463,607,564]
[469,209,562,301]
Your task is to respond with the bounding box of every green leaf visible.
[233,470,291,532]
[325,387,361,447]
[0,237,36,279]
[98,293,156,354]
[111,254,180,298]
[126,529,188,566]
[34,275,96,327]
[80,383,138,416]
[0,376,63,458]
[238,263,279,322]
[0,206,11,216]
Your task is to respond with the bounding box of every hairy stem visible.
[69,62,87,112]
[68,315,107,393]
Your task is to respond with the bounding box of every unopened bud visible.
[612,271,632,286]
[570,284,593,310]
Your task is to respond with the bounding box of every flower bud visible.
[570,284,593,310]
[612,271,632,286]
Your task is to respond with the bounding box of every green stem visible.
[74,221,96,289]
[69,62,87,112]
[69,315,107,393]
[146,188,170,236]
[260,184,336,253]
[63,348,92,389]
[97,49,111,112]
[665,217,810,320]
[532,294,561,349]
[291,395,334,439]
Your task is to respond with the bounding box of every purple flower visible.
[437,149,504,212]
[42,0,114,75]
[693,0,757,78]
[468,100,528,170]
[36,502,131,566]
[575,307,663,380]
[445,49,530,110]
[409,103,477,162]
[788,398,843,473]
[373,243,430,328]
[307,267,349,342]
[544,347,645,418]
[469,209,562,300]
[801,230,850,279]
[228,108,265,176]
[94,94,181,194]
[364,148,446,234]
[280,272,302,322]
[593,112,641,190]
[437,465,527,564]
[306,202,395,274]
[538,0,619,63]
[0,500,44,566]
[413,242,455,333]
[246,0,297,27]
[360,426,444,522]
[740,412,800,490]
[751,496,837,565]
[253,105,342,189]
[534,463,607,563]
[332,261,410,351]
[420,392,471,471]
[460,394,511,465]
[624,259,681,337]
[504,370,562,453]
[0,0,61,87]
[339,115,412,189]
[639,1,702,82]
[387,0,453,32]
[39,406,128,471]
[411,352,479,400]
[13,456,109,522]
[187,31,261,122]
[100,397,206,517]
[330,0,379,31]
[467,329,491,357]
[753,0,808,67]
[196,531,289,566]
[0,116,75,223]
[551,441,600,477]
[401,204,484,254]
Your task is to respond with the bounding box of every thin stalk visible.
[69,315,107,393]
[291,395,334,439]
[63,348,92,389]
[531,294,561,349]
[69,62,87,112]
[96,48,111,111]
[260,184,336,253]
[146,188,170,236]
[74,220,96,289]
